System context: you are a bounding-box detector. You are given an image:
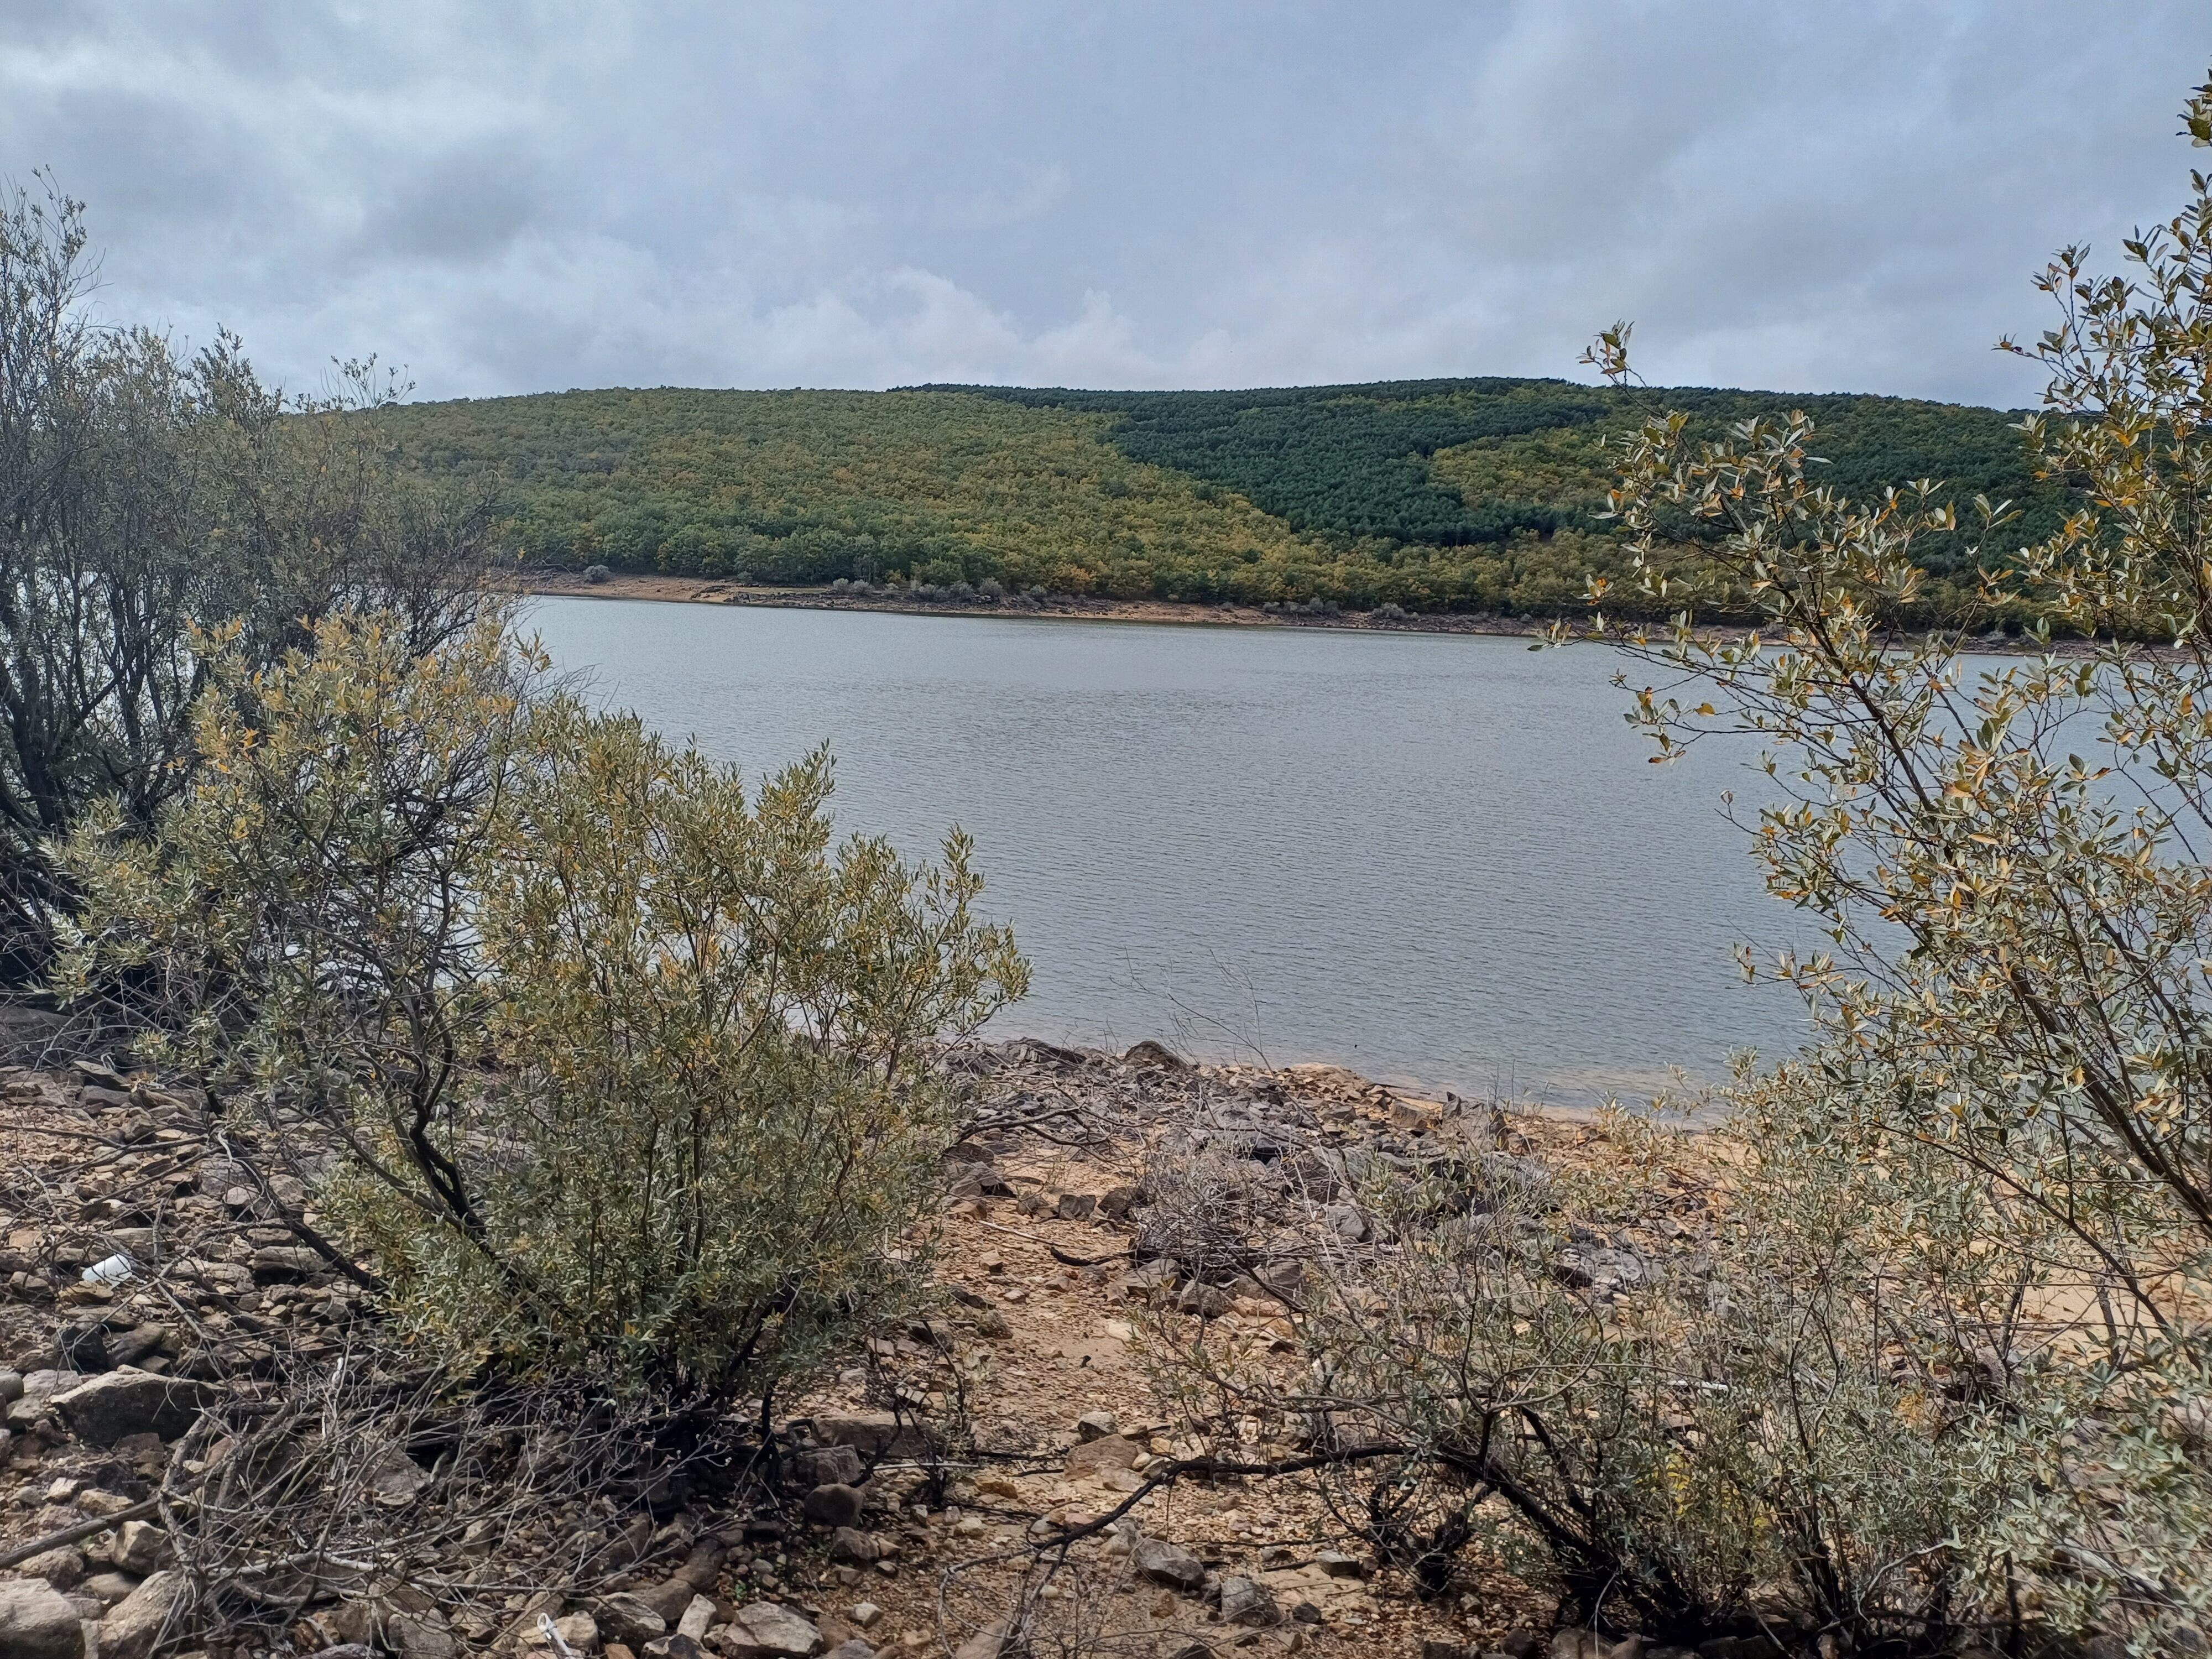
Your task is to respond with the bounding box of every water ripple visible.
[530,600,1804,1106]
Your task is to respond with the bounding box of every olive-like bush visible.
[55,612,1027,1395]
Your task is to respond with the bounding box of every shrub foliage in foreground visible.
[55,612,1028,1394]
[0,178,494,983]
[1151,69,2212,1658]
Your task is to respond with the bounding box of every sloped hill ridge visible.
[380,376,2069,620]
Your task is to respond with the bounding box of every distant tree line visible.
[374,374,2079,627]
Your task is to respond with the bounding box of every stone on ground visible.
[592,1594,666,1648]
[1216,1576,1280,1626]
[1314,1548,1368,1578]
[951,1624,1008,1659]
[811,1413,925,1457]
[109,1520,169,1575]
[94,1569,185,1659]
[827,1527,889,1564]
[0,1580,84,1659]
[50,1369,218,1444]
[720,1603,824,1658]
[801,1483,865,1527]
[790,1445,863,1487]
[675,1595,715,1640]
[1130,1537,1207,1593]
[1063,1432,1140,1477]
[551,1610,601,1655]
[12,1549,84,1592]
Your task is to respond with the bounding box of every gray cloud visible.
[2,0,2204,405]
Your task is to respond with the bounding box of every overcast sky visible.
[4,1,2206,408]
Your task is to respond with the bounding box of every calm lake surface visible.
[531,598,1804,1106]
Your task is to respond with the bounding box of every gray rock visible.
[1323,1204,1369,1243]
[11,1548,85,1592]
[1255,1259,1307,1302]
[1550,1632,1604,1659]
[943,1164,1014,1199]
[314,1600,382,1647]
[790,1444,863,1488]
[1554,1247,1646,1296]
[951,1626,1008,1659]
[675,1595,715,1641]
[1054,1192,1097,1221]
[248,1245,325,1284]
[1689,1639,1778,1659]
[94,1569,185,1659]
[1216,1576,1279,1626]
[1074,1410,1117,1441]
[1123,1041,1186,1070]
[109,1521,169,1576]
[50,1369,218,1444]
[591,1593,667,1648]
[365,1447,434,1506]
[822,1643,875,1659]
[1119,1258,1181,1298]
[1130,1537,1207,1593]
[388,1614,458,1659]
[826,1528,890,1564]
[1480,1153,1554,1202]
[103,1328,170,1370]
[551,1611,601,1655]
[675,1538,729,1587]
[56,1323,109,1373]
[604,1512,654,1568]
[1063,1432,1140,1477]
[811,1413,925,1458]
[1097,1184,1143,1219]
[77,1574,139,1608]
[0,1370,24,1402]
[639,1578,704,1625]
[721,1602,823,1658]
[1172,1281,1233,1318]
[801,1483,865,1527]
[0,1580,84,1659]
[1314,1548,1368,1579]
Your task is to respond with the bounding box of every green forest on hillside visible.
[375,377,2073,620]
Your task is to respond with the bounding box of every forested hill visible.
[375,376,2065,620]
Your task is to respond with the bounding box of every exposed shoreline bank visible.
[514,568,1564,638]
[514,568,2098,655]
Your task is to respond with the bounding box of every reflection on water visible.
[530,599,1804,1106]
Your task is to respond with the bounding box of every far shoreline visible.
[513,567,1553,638]
[513,567,2098,656]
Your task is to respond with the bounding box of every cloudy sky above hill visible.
[3,1,2206,406]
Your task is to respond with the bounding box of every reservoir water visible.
[531,598,1803,1107]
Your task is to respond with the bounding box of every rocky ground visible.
[0,1040,1721,1659]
